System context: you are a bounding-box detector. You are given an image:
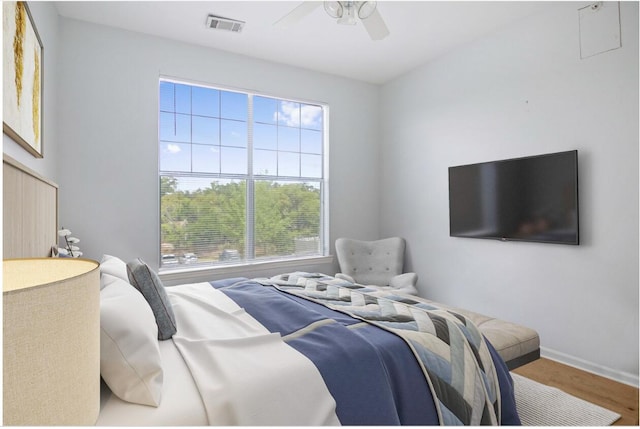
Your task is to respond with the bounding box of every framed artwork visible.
[3,1,44,158]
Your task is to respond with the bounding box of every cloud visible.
[276,101,322,128]
[166,144,181,153]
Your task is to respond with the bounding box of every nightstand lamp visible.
[3,258,100,426]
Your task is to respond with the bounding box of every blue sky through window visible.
[159,80,323,178]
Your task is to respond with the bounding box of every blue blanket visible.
[211,277,520,425]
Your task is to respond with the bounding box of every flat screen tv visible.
[448,150,579,245]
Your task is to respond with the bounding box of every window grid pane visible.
[192,144,220,174]
[159,79,325,269]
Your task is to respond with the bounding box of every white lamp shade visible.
[3,258,100,426]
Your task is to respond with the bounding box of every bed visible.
[3,155,526,425]
[97,257,522,426]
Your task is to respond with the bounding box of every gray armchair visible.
[334,237,418,296]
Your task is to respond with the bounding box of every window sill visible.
[159,255,335,286]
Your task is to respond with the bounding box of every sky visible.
[159,80,324,180]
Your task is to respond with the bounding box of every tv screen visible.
[448,150,579,245]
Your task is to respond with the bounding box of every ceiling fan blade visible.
[274,2,322,28]
[361,8,389,40]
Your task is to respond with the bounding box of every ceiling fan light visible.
[357,1,377,19]
[324,1,343,19]
[337,5,357,25]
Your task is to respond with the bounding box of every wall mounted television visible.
[448,150,579,245]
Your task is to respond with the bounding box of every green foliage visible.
[160,177,320,260]
[160,176,177,197]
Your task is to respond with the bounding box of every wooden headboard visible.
[3,154,59,258]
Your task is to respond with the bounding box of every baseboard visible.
[541,346,639,388]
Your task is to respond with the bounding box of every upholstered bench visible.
[340,280,540,369]
[415,297,540,370]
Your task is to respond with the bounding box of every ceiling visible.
[55,1,564,84]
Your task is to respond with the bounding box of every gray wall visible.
[56,18,381,270]
[379,2,638,383]
[3,2,59,182]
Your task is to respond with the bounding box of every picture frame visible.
[3,1,44,158]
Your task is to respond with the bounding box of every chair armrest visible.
[390,272,418,288]
[335,273,356,283]
[388,273,419,295]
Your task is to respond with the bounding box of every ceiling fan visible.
[274,1,389,41]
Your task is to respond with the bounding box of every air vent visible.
[206,15,245,33]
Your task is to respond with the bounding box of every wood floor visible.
[513,358,639,426]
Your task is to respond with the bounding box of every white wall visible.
[3,2,59,182]
[56,18,380,272]
[380,2,638,383]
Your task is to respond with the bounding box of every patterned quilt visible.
[264,272,502,426]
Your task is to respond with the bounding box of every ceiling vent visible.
[206,15,245,33]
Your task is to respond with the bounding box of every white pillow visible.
[100,255,129,288]
[100,275,163,407]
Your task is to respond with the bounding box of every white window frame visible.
[158,76,330,275]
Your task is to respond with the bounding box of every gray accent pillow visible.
[126,258,177,340]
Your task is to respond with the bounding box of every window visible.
[159,79,327,269]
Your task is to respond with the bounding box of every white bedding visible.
[97,282,339,426]
[97,336,208,425]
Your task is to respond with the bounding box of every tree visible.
[160,179,320,261]
[160,176,177,197]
